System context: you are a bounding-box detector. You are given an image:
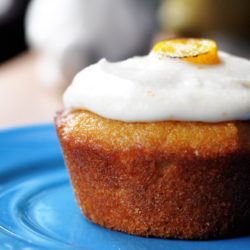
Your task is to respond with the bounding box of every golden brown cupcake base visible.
[55,109,250,240]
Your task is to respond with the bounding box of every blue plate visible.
[0,124,249,250]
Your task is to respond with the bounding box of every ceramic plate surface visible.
[0,124,249,250]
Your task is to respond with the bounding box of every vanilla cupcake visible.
[55,39,250,239]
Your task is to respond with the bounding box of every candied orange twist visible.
[152,38,220,64]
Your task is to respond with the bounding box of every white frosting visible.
[63,51,250,122]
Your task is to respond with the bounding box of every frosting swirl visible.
[63,51,250,122]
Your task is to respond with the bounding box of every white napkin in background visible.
[25,0,160,88]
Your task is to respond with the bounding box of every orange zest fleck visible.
[152,38,220,64]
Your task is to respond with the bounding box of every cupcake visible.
[55,39,250,240]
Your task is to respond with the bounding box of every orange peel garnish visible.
[152,38,220,64]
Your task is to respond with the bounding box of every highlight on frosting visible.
[63,39,250,122]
